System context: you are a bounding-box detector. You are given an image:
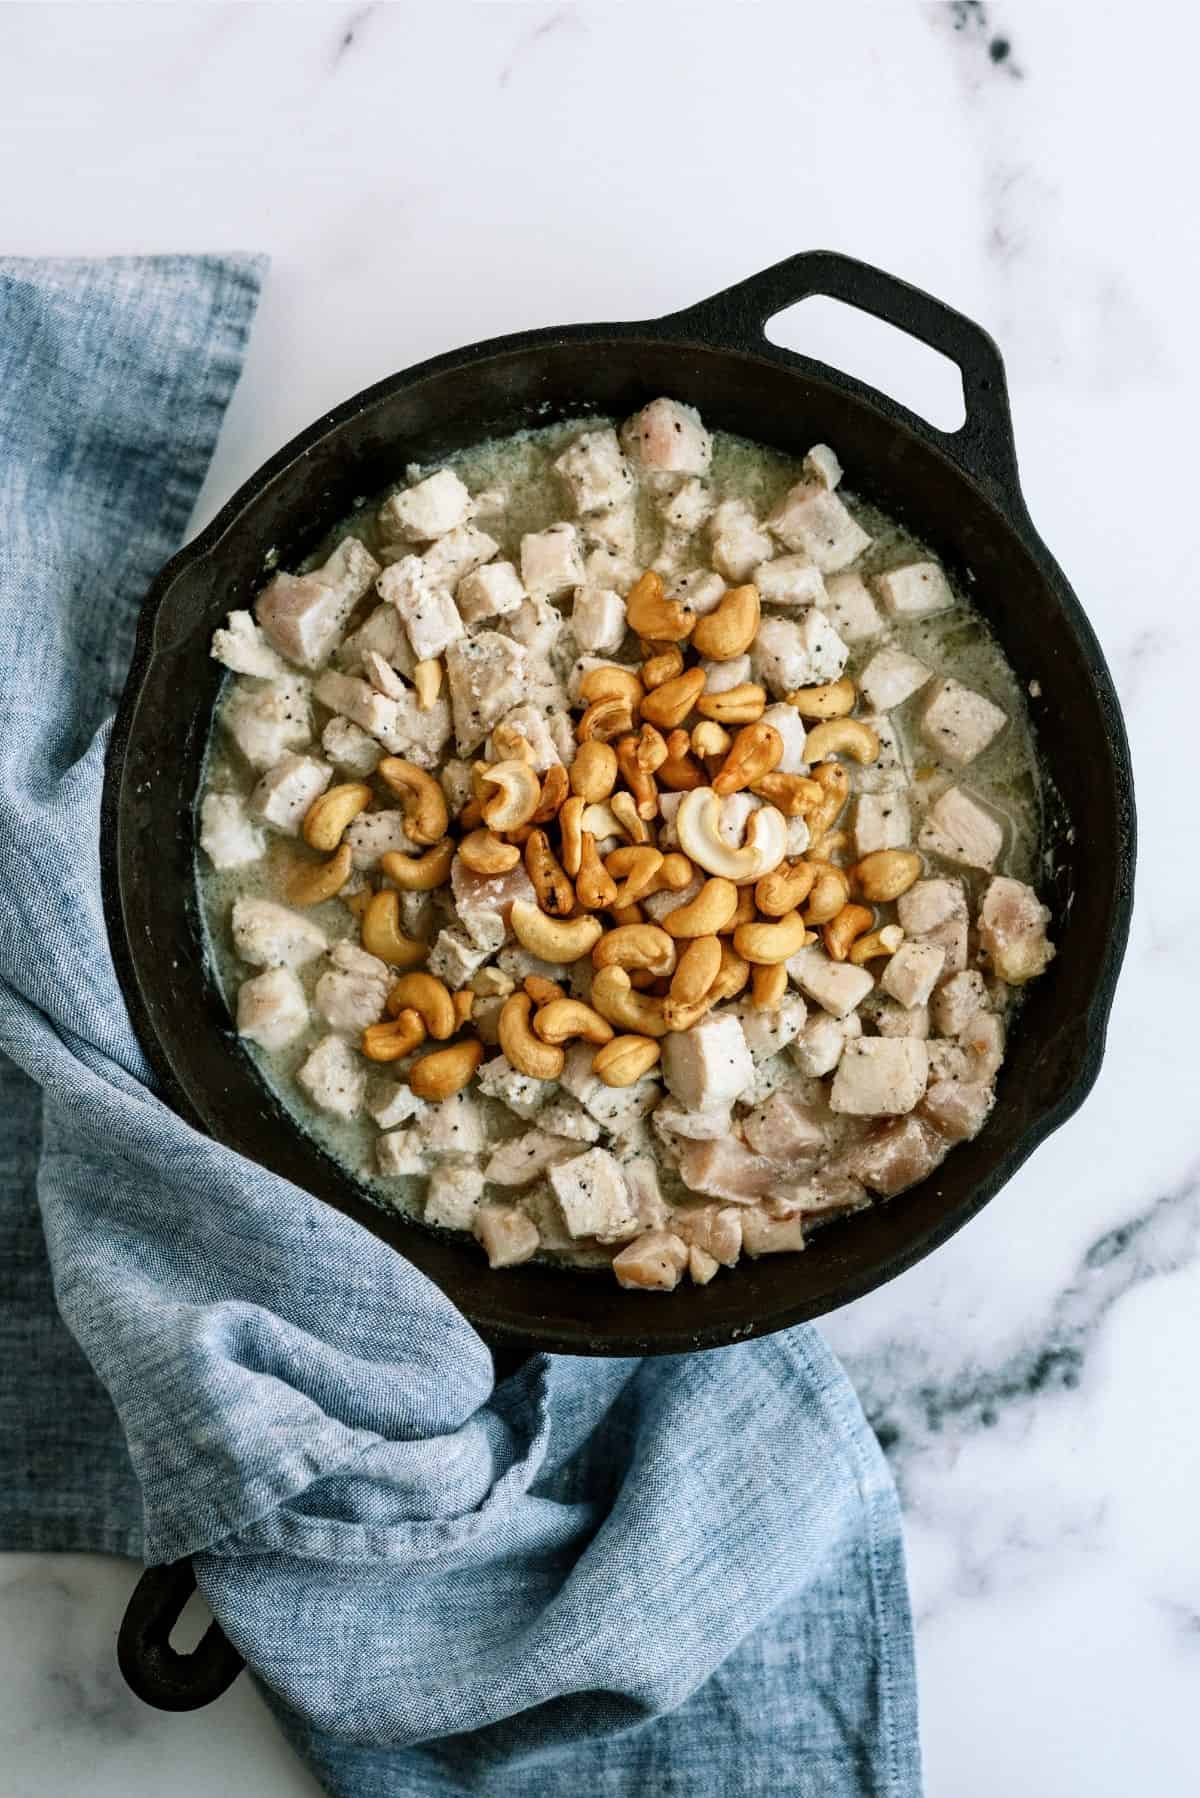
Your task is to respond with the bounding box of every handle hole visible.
[168,1587,213,1654]
[764,296,966,432]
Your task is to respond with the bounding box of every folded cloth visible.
[0,255,921,1796]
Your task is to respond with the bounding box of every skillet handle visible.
[117,1558,245,1711]
[659,250,1022,507]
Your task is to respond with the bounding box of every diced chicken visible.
[378,468,471,542]
[376,556,465,661]
[297,1033,366,1120]
[250,754,332,836]
[920,678,1008,767]
[677,1138,778,1203]
[520,524,585,599]
[670,568,726,615]
[709,498,773,582]
[477,1053,549,1119]
[926,1041,971,1082]
[426,1164,486,1230]
[873,999,931,1039]
[759,702,809,774]
[456,560,526,626]
[700,652,753,695]
[444,632,529,754]
[367,1079,428,1130]
[377,1129,426,1178]
[660,477,713,533]
[211,611,287,679]
[321,715,382,777]
[313,668,400,742]
[788,946,874,1019]
[553,427,636,515]
[612,1230,689,1292]
[538,1097,601,1143]
[921,1078,994,1143]
[831,1038,928,1116]
[313,942,391,1033]
[236,967,309,1051]
[671,1203,744,1266]
[803,443,842,489]
[415,1090,487,1156]
[339,601,417,680]
[821,571,885,645]
[506,597,563,662]
[853,792,911,858]
[558,1042,661,1132]
[421,524,498,591]
[661,1013,755,1113]
[740,1209,807,1257]
[345,809,417,870]
[738,995,809,1062]
[931,970,989,1037]
[428,927,492,990]
[880,941,945,1009]
[918,786,1004,871]
[549,1147,639,1242]
[688,1245,720,1285]
[484,1130,577,1186]
[742,1090,826,1166]
[858,647,933,712]
[380,690,452,769]
[231,896,327,969]
[620,398,712,479]
[791,1011,855,1076]
[977,876,1055,984]
[740,1052,796,1109]
[488,703,561,772]
[585,502,638,560]
[439,758,476,816]
[959,1009,1005,1082]
[753,553,827,608]
[875,560,954,619]
[775,1173,868,1225]
[256,539,379,671]
[570,585,626,654]
[623,1153,671,1231]
[854,711,909,796]
[925,909,973,977]
[767,481,872,571]
[652,1099,733,1142]
[475,1203,540,1268]
[752,609,848,696]
[452,855,537,952]
[897,878,968,937]
[223,675,312,770]
[199,792,266,870]
[847,1117,946,1196]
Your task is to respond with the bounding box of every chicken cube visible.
[452,855,537,952]
[475,1204,540,1268]
[660,476,713,533]
[759,703,810,774]
[367,1080,428,1130]
[571,585,626,654]
[211,611,287,679]
[700,652,753,695]
[339,601,417,680]
[788,947,874,1019]
[920,678,1008,767]
[297,1034,366,1120]
[671,1203,744,1266]
[415,1091,486,1156]
[236,967,309,1051]
[880,941,946,1009]
[321,716,382,777]
[670,568,727,615]
[742,1090,826,1166]
[752,609,849,696]
[382,691,453,768]
[738,994,809,1062]
[313,942,391,1033]
[538,1097,601,1143]
[803,443,842,489]
[223,675,312,770]
[200,793,266,870]
[873,999,931,1040]
[425,1164,485,1231]
[376,1129,426,1178]
[549,1148,639,1241]
[875,560,954,619]
[821,571,885,645]
[231,896,327,970]
[506,598,563,663]
[476,1053,549,1120]
[753,553,827,608]
[520,524,585,599]
[688,1244,720,1285]
[921,1078,994,1143]
[428,927,492,989]
[376,556,465,662]
[931,970,989,1037]
[859,647,933,712]
[767,482,872,571]
[456,561,526,626]
[677,1138,777,1203]
[489,703,562,772]
[250,754,332,836]
[612,1230,688,1292]
[926,1041,971,1083]
[344,810,417,870]
[439,758,476,817]
[378,468,471,542]
[831,1038,928,1116]
[740,1210,807,1257]
[558,1042,660,1132]
[847,1117,945,1196]
[420,524,498,591]
[898,878,966,937]
[661,1012,755,1113]
[709,498,773,582]
[977,876,1055,984]
[312,668,401,743]
[620,398,712,479]
[586,502,638,562]
[652,1099,733,1143]
[256,539,379,671]
[444,632,530,754]
[961,1010,1005,1082]
[484,1130,577,1186]
[918,786,1004,871]
[553,427,635,515]
[853,792,912,858]
[790,1011,854,1076]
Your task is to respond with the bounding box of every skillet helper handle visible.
[118,1557,245,1711]
[660,249,1022,506]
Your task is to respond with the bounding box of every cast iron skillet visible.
[104,253,1134,1710]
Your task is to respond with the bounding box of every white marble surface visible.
[2,2,1197,1793]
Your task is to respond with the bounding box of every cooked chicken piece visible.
[373,689,453,769]
[444,631,529,754]
[558,1042,661,1133]
[376,556,465,662]
[740,1209,807,1257]
[620,398,712,479]
[548,1147,639,1242]
[420,524,499,591]
[425,1163,486,1230]
[652,1099,733,1143]
[897,878,967,937]
[977,875,1055,984]
[256,539,379,671]
[767,481,871,571]
[960,1009,1005,1082]
[920,1077,994,1143]
[236,966,309,1051]
[297,1033,367,1120]
[427,927,493,989]
[677,1138,777,1203]
[902,898,968,974]
[925,1041,972,1083]
[475,1203,540,1268]
[313,942,391,1034]
[570,585,626,654]
[489,703,562,771]
[223,675,312,770]
[312,668,401,742]
[872,999,931,1039]
[519,523,585,599]
[339,601,417,680]
[858,647,933,713]
[671,1203,744,1266]
[874,560,954,619]
[211,611,287,679]
[753,553,827,608]
[918,786,1004,871]
[367,1079,428,1130]
[854,712,909,795]
[415,1090,487,1156]
[660,476,713,534]
[232,896,327,970]
[738,995,809,1062]
[321,715,382,777]
[772,1172,868,1223]
[538,1097,601,1143]
[790,1010,856,1076]
[830,1038,929,1116]
[585,502,638,560]
[612,1230,689,1292]
[507,597,564,662]
[378,468,471,542]
[553,427,636,515]
[803,443,842,489]
[688,1244,720,1285]
[484,1130,578,1187]
[847,1117,946,1196]
[700,652,753,695]
[345,809,418,870]
[852,792,911,858]
[930,970,989,1037]
[250,754,332,836]
[709,498,774,583]
[880,941,945,1010]
[477,1053,551,1120]
[920,678,1007,768]
[821,571,885,645]
[753,609,849,696]
[787,946,874,1019]
[742,1090,826,1166]
[451,855,537,952]
[623,1153,671,1230]
[456,560,526,627]
[199,792,266,870]
[661,1013,755,1113]
[670,568,726,615]
[376,1129,426,1178]
[759,702,810,774]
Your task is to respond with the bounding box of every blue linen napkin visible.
[0,255,921,1796]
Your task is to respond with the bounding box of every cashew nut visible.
[750,771,822,817]
[303,783,372,852]
[569,739,618,803]
[662,876,739,939]
[412,658,444,712]
[458,829,521,876]
[756,860,817,917]
[577,695,635,742]
[524,828,575,916]
[642,645,684,690]
[634,722,669,773]
[361,889,430,966]
[533,998,614,1047]
[852,848,922,903]
[727,884,757,931]
[362,1008,426,1063]
[615,736,659,820]
[733,911,813,965]
[638,667,707,731]
[691,720,732,759]
[807,760,851,836]
[386,971,456,1039]
[609,789,651,844]
[849,924,905,965]
[645,851,695,897]
[589,966,670,1037]
[593,923,677,976]
[287,842,353,907]
[592,1034,662,1087]
[525,973,566,1005]
[807,828,847,862]
[490,721,536,765]
[579,800,622,844]
[708,941,751,1004]
[578,665,645,711]
[801,863,852,926]
[605,845,664,909]
[669,935,722,1007]
[676,787,788,883]
[343,884,374,924]
[625,570,695,643]
[498,991,566,1080]
[690,583,760,661]
[559,795,586,877]
[531,762,569,824]
[657,729,705,791]
[377,758,450,845]
[452,990,475,1028]
[509,898,603,964]
[407,1038,484,1101]
[785,675,856,719]
[609,902,647,927]
[751,961,789,1011]
[576,831,618,909]
[379,840,455,891]
[695,683,766,724]
[479,759,541,832]
[823,903,876,963]
[803,718,881,766]
[712,722,783,796]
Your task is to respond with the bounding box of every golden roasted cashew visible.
[806,760,851,837]
[458,828,521,876]
[478,758,541,832]
[407,1039,484,1101]
[361,889,430,966]
[750,961,789,1010]
[733,911,813,965]
[569,739,618,803]
[509,898,603,964]
[591,1034,662,1086]
[303,783,372,852]
[712,723,783,797]
[498,991,565,1080]
[615,736,659,821]
[690,583,760,661]
[755,859,817,917]
[749,771,822,817]
[412,659,444,712]
[657,729,705,791]
[362,1008,426,1063]
[695,683,766,724]
[524,828,575,916]
[379,840,455,892]
[604,845,665,909]
[625,569,695,643]
[848,924,905,965]
[690,720,731,760]
[589,965,670,1037]
[661,876,739,939]
[452,990,475,1028]
[634,723,669,772]
[642,645,685,690]
[575,831,619,909]
[532,998,614,1047]
[639,667,707,731]
[675,786,788,883]
[801,862,852,926]
[592,922,677,977]
[386,971,456,1039]
[287,842,354,907]
[609,790,651,844]
[377,758,450,845]
[669,935,722,1007]
[784,675,855,719]
[852,849,922,903]
[708,941,751,1004]
[531,762,570,825]
[524,973,566,1006]
[802,718,880,766]
[823,903,875,963]
[578,665,644,711]
[577,696,635,743]
[559,794,586,878]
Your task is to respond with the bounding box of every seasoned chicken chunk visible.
[620,398,712,479]
[767,481,871,571]
[428,927,493,989]
[313,942,391,1033]
[444,631,529,754]
[652,1099,733,1143]
[821,571,885,645]
[660,476,713,534]
[570,584,626,654]
[854,711,909,795]
[297,1034,366,1120]
[475,1204,540,1268]
[873,999,931,1039]
[376,556,465,661]
[671,1203,744,1266]
[753,553,827,608]
[931,970,989,1038]
[200,792,266,870]
[339,601,417,680]
[456,561,526,625]
[549,1147,639,1242]
[223,675,312,770]
[344,809,417,870]
[378,468,471,542]
[752,610,849,696]
[858,647,933,712]
[678,1138,777,1203]
[977,875,1055,984]
[236,967,309,1051]
[738,994,809,1062]
[790,1010,855,1076]
[484,1130,577,1187]
[420,524,498,591]
[830,1038,929,1116]
[367,1079,428,1130]
[740,1210,807,1257]
[661,1013,755,1113]
[612,1230,689,1292]
[920,678,1007,767]
[921,1077,994,1143]
[897,878,967,938]
[538,1097,601,1144]
[415,1091,487,1156]
[918,786,1004,871]
[880,941,946,1009]
[787,946,874,1019]
[377,1129,426,1178]
[231,896,327,970]
[426,1164,486,1231]
[670,568,726,615]
[250,754,332,836]
[321,715,382,777]
[852,792,911,858]
[256,539,379,671]
[742,1090,826,1166]
[710,498,774,583]
[875,560,954,619]
[211,611,287,679]
[520,524,585,599]
[847,1116,946,1195]
[553,427,635,515]
[452,855,537,951]
[477,1053,550,1120]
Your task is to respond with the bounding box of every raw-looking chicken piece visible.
[256,538,379,670]
[612,1231,689,1292]
[475,1204,540,1268]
